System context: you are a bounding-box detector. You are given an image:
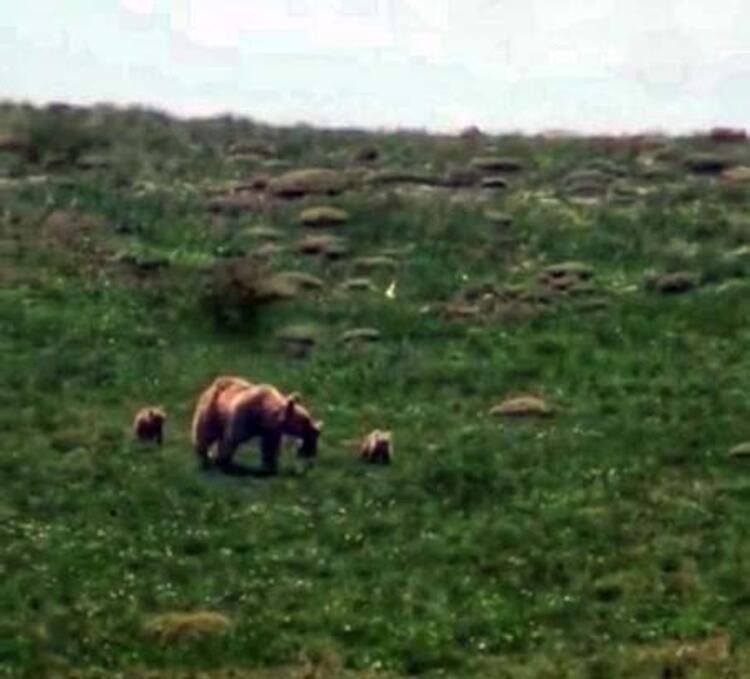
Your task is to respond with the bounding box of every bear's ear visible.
[314,420,324,433]
[287,392,301,405]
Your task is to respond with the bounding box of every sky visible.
[1,0,750,134]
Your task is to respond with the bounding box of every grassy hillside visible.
[3,103,750,677]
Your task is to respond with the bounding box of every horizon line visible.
[2,95,746,140]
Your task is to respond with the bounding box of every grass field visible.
[3,105,750,677]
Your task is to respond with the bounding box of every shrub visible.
[201,256,294,327]
[685,153,734,175]
[17,109,101,165]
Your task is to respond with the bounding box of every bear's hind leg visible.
[193,407,222,469]
[260,432,282,476]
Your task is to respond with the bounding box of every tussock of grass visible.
[294,234,349,259]
[489,395,554,418]
[143,611,233,643]
[470,155,525,172]
[201,257,297,325]
[629,634,731,677]
[299,206,349,227]
[268,168,351,198]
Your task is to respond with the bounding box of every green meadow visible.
[3,105,750,677]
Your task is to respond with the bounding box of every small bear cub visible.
[360,429,393,464]
[133,407,166,446]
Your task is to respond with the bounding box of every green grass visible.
[3,104,750,677]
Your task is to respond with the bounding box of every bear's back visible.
[223,383,288,428]
[212,375,253,393]
[215,381,259,414]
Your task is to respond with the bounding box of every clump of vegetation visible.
[201,256,295,326]
[489,395,555,418]
[685,153,735,175]
[299,206,350,227]
[143,611,233,643]
[267,168,351,198]
[470,155,525,173]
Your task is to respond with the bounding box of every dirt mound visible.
[233,174,271,191]
[470,156,525,173]
[339,277,377,292]
[273,271,325,292]
[721,166,750,183]
[685,154,734,175]
[0,133,30,156]
[364,168,443,187]
[538,261,594,292]
[441,166,481,188]
[480,176,509,189]
[562,168,612,197]
[276,324,321,358]
[295,234,349,259]
[439,302,482,320]
[143,611,232,643]
[268,168,350,198]
[340,327,381,344]
[631,634,730,678]
[206,192,267,215]
[299,206,349,227]
[490,396,554,418]
[352,256,397,274]
[245,226,284,241]
[484,210,513,227]
[646,271,700,294]
[729,442,750,459]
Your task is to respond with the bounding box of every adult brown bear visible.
[191,376,322,475]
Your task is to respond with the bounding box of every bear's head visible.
[282,393,323,459]
[146,407,166,429]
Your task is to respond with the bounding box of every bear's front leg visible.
[260,432,281,476]
[215,435,239,473]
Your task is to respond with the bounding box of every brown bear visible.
[191,376,322,475]
[360,429,393,464]
[133,407,166,445]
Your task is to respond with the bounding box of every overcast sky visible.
[2,1,750,133]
